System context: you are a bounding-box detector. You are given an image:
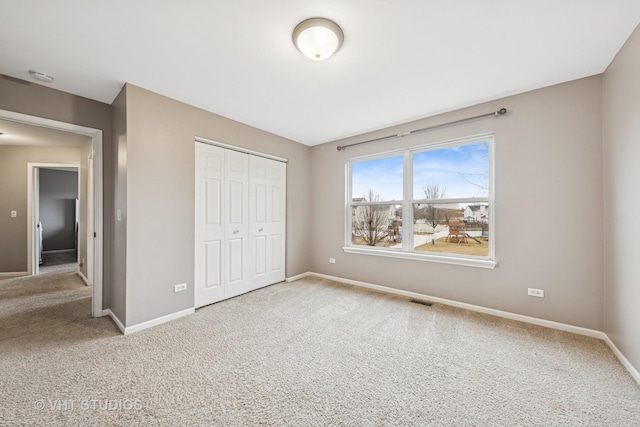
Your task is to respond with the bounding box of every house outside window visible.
[345,134,496,268]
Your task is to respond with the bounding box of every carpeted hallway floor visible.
[1,272,639,426]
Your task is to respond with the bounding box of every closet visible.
[195,141,286,308]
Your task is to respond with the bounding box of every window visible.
[345,134,495,268]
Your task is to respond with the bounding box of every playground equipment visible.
[446,220,482,244]
[465,233,482,244]
[445,220,467,243]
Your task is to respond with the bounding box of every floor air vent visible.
[410,299,433,307]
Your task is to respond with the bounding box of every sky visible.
[351,141,489,201]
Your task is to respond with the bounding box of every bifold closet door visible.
[195,142,285,309]
[223,149,250,300]
[195,144,249,308]
[249,155,286,290]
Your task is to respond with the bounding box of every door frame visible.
[1,109,104,318]
[28,163,80,276]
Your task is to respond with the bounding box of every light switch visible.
[117,209,122,221]
[10,210,17,218]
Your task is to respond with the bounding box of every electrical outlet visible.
[528,288,544,298]
[329,258,336,264]
[174,283,187,293]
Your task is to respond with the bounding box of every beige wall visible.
[0,146,80,272]
[603,24,640,371]
[310,76,604,330]
[122,84,311,326]
[0,76,113,302]
[110,86,127,322]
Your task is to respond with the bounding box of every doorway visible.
[0,109,104,317]
[30,166,80,275]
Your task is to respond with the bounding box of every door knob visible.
[233,230,239,234]
[258,228,263,232]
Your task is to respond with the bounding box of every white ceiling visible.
[1,1,639,146]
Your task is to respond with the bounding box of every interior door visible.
[223,149,250,299]
[249,155,286,290]
[195,143,226,307]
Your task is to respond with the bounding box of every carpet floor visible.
[0,273,638,426]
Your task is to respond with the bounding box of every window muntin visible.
[346,135,494,265]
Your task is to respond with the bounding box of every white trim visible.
[28,162,79,276]
[123,308,195,335]
[1,109,104,319]
[104,307,195,335]
[42,249,76,254]
[309,272,605,339]
[343,246,498,269]
[286,271,313,282]
[304,272,639,385]
[195,136,288,163]
[103,309,126,334]
[345,133,495,267]
[77,271,90,286]
[0,271,28,278]
[603,335,640,385]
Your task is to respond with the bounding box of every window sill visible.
[342,246,497,269]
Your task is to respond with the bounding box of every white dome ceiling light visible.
[28,70,54,83]
[292,18,344,61]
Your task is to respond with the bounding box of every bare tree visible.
[457,143,489,195]
[352,189,389,246]
[422,183,447,228]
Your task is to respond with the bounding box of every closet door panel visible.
[195,143,226,307]
[197,142,286,307]
[224,150,249,299]
[249,155,286,290]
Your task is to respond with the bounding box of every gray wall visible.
[603,24,640,372]
[310,76,604,331]
[0,146,80,272]
[39,169,78,251]
[122,84,311,326]
[0,75,113,302]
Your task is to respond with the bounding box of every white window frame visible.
[344,133,497,269]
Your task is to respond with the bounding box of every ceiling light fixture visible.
[293,18,344,61]
[28,70,54,83]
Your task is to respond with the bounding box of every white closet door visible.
[223,149,250,299]
[249,155,286,290]
[196,141,285,309]
[195,143,225,307]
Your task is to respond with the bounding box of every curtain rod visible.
[336,108,507,151]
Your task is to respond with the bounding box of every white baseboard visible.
[311,272,606,339]
[603,335,640,385]
[0,271,28,278]
[77,271,90,286]
[121,307,195,335]
[42,249,76,254]
[103,309,126,334]
[286,271,313,282]
[304,272,639,385]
